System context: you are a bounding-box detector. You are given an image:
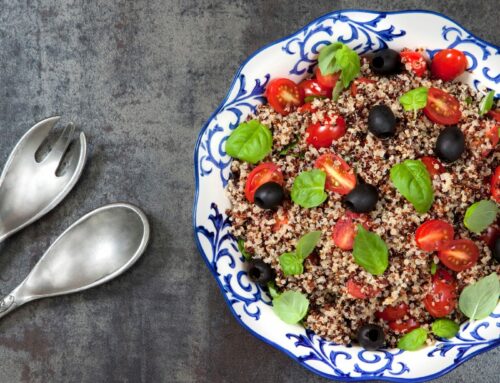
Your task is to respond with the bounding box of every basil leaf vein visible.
[225,120,272,164]
[352,225,389,275]
[291,169,328,208]
[464,200,498,234]
[390,159,434,213]
[459,272,499,320]
[272,290,309,324]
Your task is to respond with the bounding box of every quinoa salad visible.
[224,43,500,350]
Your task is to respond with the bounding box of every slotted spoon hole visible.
[34,131,59,163]
[55,140,77,177]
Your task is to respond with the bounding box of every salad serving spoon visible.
[0,203,150,319]
[0,116,87,242]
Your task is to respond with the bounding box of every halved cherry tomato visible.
[415,220,455,252]
[491,166,500,203]
[376,303,409,321]
[350,77,376,97]
[314,153,356,195]
[244,163,284,203]
[421,156,445,178]
[265,78,303,115]
[299,79,331,101]
[346,279,379,299]
[332,215,369,251]
[423,268,457,318]
[487,110,500,122]
[401,50,427,77]
[315,67,340,90]
[481,225,499,249]
[430,49,467,81]
[484,124,499,156]
[424,87,461,125]
[272,212,289,232]
[388,319,420,334]
[438,239,479,272]
[297,102,317,114]
[306,115,347,148]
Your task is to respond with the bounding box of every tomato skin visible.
[306,115,347,148]
[424,87,461,125]
[245,163,284,203]
[315,67,340,89]
[421,156,445,178]
[430,49,468,81]
[415,220,455,252]
[401,50,427,77]
[376,303,409,321]
[314,153,356,195]
[423,269,457,318]
[272,212,289,232]
[299,79,331,99]
[265,78,303,115]
[491,166,500,203]
[388,319,420,334]
[438,239,479,272]
[332,215,369,250]
[350,77,375,97]
[487,110,500,122]
[346,279,379,299]
[483,124,499,156]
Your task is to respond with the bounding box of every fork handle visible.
[0,294,18,319]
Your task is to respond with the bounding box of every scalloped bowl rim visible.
[193,9,500,382]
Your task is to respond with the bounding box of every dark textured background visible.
[0,1,498,382]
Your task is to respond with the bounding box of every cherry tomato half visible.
[350,77,376,97]
[298,79,331,100]
[423,268,457,318]
[376,303,409,322]
[491,166,500,203]
[421,156,445,178]
[438,239,479,272]
[332,215,369,251]
[346,279,379,299]
[315,67,340,89]
[314,153,356,195]
[265,78,303,115]
[415,220,455,252]
[431,49,467,81]
[487,110,500,122]
[306,115,347,148]
[388,318,420,334]
[244,163,284,203]
[401,50,427,77]
[424,87,461,125]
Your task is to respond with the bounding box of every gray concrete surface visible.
[0,1,498,382]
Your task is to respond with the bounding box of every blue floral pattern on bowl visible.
[193,10,499,382]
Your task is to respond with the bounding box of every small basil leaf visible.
[397,328,428,351]
[479,90,495,115]
[465,96,473,105]
[291,169,328,208]
[225,120,272,164]
[296,231,322,260]
[237,238,252,261]
[279,252,304,276]
[459,272,500,320]
[318,42,343,75]
[464,200,498,234]
[430,262,437,275]
[267,281,280,299]
[272,290,309,324]
[390,160,434,213]
[336,45,361,88]
[399,87,429,112]
[431,319,460,339]
[352,225,389,275]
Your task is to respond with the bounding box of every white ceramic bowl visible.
[193,10,499,382]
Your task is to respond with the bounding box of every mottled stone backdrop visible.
[0,1,498,382]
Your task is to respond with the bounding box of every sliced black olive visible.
[435,126,465,163]
[370,49,401,75]
[248,259,275,285]
[368,105,397,139]
[494,237,500,263]
[254,182,284,209]
[343,182,379,213]
[357,324,385,350]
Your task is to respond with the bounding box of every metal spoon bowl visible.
[0,203,150,319]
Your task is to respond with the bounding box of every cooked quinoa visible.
[226,58,499,347]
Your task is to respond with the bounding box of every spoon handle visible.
[0,294,18,319]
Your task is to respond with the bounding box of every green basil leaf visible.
[459,272,500,320]
[237,238,252,261]
[479,90,495,115]
[399,87,429,112]
[397,328,428,351]
[430,262,437,275]
[272,290,309,324]
[336,45,361,88]
[465,96,473,105]
[279,252,304,276]
[296,231,322,260]
[291,169,328,208]
[352,225,389,275]
[225,120,272,164]
[464,200,498,234]
[318,42,343,75]
[431,319,460,339]
[390,160,434,213]
[267,281,280,299]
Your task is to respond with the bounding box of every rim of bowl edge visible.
[192,9,500,382]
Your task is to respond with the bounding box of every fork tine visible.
[56,132,87,179]
[22,116,60,152]
[46,123,75,163]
